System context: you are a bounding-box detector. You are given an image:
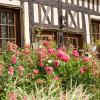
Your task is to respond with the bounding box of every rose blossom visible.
[61,55,70,62]
[57,50,65,59]
[8,66,14,76]
[80,67,87,74]
[83,57,90,62]
[57,50,70,62]
[72,50,79,57]
[33,69,39,74]
[43,40,49,47]
[48,48,54,54]
[39,62,44,67]
[8,92,17,100]
[48,60,53,63]
[11,55,17,64]
[23,96,28,100]
[54,76,59,80]
[44,66,54,74]
[18,65,24,71]
[54,60,60,67]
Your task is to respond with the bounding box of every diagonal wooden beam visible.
[69,11,77,28]
[69,11,77,27]
[41,5,51,24]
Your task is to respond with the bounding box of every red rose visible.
[54,76,59,80]
[11,55,17,64]
[8,66,14,76]
[54,60,60,67]
[33,69,39,74]
[72,50,79,57]
[18,65,24,71]
[80,67,87,74]
[83,57,90,62]
[44,66,54,74]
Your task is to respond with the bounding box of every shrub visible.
[0,41,99,99]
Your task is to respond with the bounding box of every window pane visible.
[2,39,7,48]
[2,12,7,24]
[1,26,8,38]
[9,13,14,25]
[9,26,15,38]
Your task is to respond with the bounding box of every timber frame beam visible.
[21,0,100,16]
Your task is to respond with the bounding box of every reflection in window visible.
[0,11,15,49]
[2,12,7,24]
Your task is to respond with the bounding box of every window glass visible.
[9,26,14,38]
[9,13,14,25]
[1,26,8,38]
[2,12,7,24]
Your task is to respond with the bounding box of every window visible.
[64,37,78,49]
[0,11,16,49]
[91,19,100,58]
[91,20,100,41]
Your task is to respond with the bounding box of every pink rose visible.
[72,50,79,57]
[43,41,49,47]
[18,65,24,71]
[8,66,14,76]
[39,62,44,67]
[80,67,87,74]
[83,57,90,62]
[23,96,28,100]
[57,50,65,59]
[11,55,17,64]
[57,50,70,62]
[8,92,17,100]
[62,55,70,62]
[54,60,60,67]
[48,48,54,54]
[44,66,54,74]
[54,76,59,80]
[33,69,39,74]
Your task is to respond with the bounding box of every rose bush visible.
[0,41,99,99]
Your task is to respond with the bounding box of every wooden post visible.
[20,1,24,48]
[28,0,34,44]
[57,0,64,47]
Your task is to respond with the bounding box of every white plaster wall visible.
[62,0,65,3]
[85,14,90,44]
[0,0,20,6]
[33,3,39,23]
[90,0,93,10]
[23,2,30,45]
[94,0,97,11]
[53,7,58,25]
[68,0,71,4]
[79,0,82,6]
[73,0,77,5]
[79,12,82,29]
[84,0,88,8]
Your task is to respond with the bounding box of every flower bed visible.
[0,41,100,99]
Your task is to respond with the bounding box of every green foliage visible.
[0,42,99,99]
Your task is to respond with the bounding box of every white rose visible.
[48,60,53,63]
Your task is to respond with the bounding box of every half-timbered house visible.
[0,0,100,53]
